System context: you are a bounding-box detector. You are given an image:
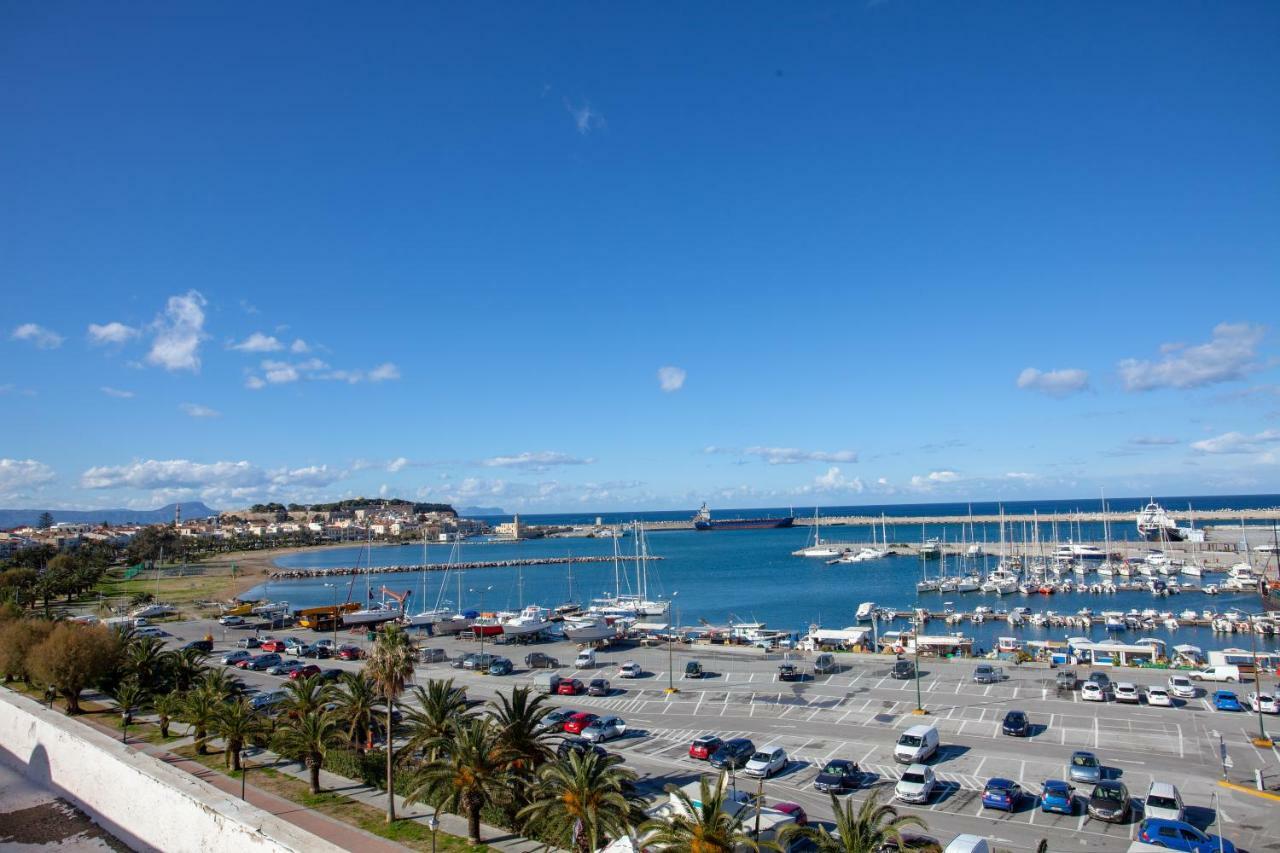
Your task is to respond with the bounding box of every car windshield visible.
[1172,677,1190,685]
[902,772,925,784]
[1147,795,1179,809]
[1093,786,1122,802]
[751,752,772,762]
[1072,755,1096,767]
[823,763,847,774]
[899,734,923,747]
[976,666,992,673]
[1006,713,1025,722]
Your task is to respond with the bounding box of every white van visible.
[813,653,837,674]
[574,648,597,668]
[944,837,990,853]
[894,724,940,764]
[1144,782,1184,822]
[1189,665,1241,683]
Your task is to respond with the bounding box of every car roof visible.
[1148,782,1179,796]
[1005,709,1026,716]
[1071,750,1096,759]
[825,759,853,767]
[986,777,1016,787]
[726,737,753,747]
[903,724,935,736]
[1044,780,1070,790]
[903,762,929,772]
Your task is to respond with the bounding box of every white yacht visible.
[1137,500,1186,542]
[562,614,617,642]
[792,509,847,557]
[855,601,876,622]
[501,605,551,636]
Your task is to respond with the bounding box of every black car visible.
[1088,672,1112,691]
[1001,710,1029,737]
[488,657,513,676]
[525,652,560,669]
[684,661,704,679]
[318,668,344,682]
[182,639,213,653]
[778,663,802,682]
[709,738,755,770]
[813,759,860,793]
[1087,781,1130,823]
[875,834,943,852]
[557,737,608,761]
[891,660,916,680]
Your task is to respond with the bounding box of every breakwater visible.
[268,554,661,580]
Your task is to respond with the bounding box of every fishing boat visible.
[501,605,551,636]
[346,587,412,626]
[562,614,618,642]
[855,601,876,622]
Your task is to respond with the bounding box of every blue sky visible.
[2,2,1278,512]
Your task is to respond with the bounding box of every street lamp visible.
[240,747,249,800]
[1247,609,1273,747]
[912,612,926,715]
[324,582,340,649]
[427,813,440,853]
[665,592,679,694]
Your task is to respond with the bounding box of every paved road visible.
[166,619,1280,852]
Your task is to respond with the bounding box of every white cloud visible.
[1016,367,1089,398]
[244,375,266,390]
[1118,322,1266,391]
[386,457,409,473]
[79,458,344,492]
[0,459,55,497]
[249,358,400,386]
[1190,429,1280,455]
[564,98,605,134]
[290,339,310,353]
[481,451,593,470]
[742,446,859,465]
[239,299,259,315]
[146,290,207,372]
[100,386,135,399]
[812,466,864,493]
[368,363,400,382]
[910,470,961,490]
[1129,436,1180,446]
[1003,471,1038,481]
[87,322,139,345]
[230,332,284,353]
[180,402,220,418]
[261,360,301,384]
[11,323,64,349]
[657,366,687,392]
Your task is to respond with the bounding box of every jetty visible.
[268,554,662,580]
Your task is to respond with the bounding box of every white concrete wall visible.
[0,689,345,853]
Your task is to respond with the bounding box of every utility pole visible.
[912,613,926,715]
[1248,612,1273,747]
[666,591,679,694]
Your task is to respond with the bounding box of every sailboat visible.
[500,564,550,636]
[793,508,846,557]
[403,539,472,633]
[344,528,408,625]
[588,523,669,617]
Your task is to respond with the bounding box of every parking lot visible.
[165,618,1280,852]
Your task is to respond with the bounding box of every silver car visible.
[580,716,626,743]
[1068,751,1102,784]
[743,747,788,778]
[221,650,251,666]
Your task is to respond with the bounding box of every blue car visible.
[981,777,1022,812]
[1138,818,1236,853]
[1040,779,1074,815]
[1213,690,1243,712]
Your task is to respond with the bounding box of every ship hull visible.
[695,517,795,531]
[1139,527,1186,543]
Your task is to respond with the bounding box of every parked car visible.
[282,637,305,651]
[241,653,282,671]
[1068,751,1102,784]
[1001,710,1029,737]
[1055,670,1078,691]
[221,650,251,666]
[772,802,808,826]
[580,716,626,743]
[557,678,585,696]
[462,653,495,671]
[981,778,1022,812]
[743,746,788,778]
[1088,672,1112,691]
[876,833,943,852]
[1087,781,1130,823]
[537,708,579,733]
[316,639,336,651]
[525,652,559,669]
[893,725,939,764]
[297,643,329,659]
[1168,674,1197,698]
[337,645,363,661]
[556,737,607,761]
[267,659,305,676]
[1040,779,1075,815]
[942,836,990,853]
[709,738,755,770]
[487,657,513,676]
[1213,690,1243,711]
[1137,818,1236,853]
[587,677,611,696]
[218,615,246,627]
[183,639,214,653]
[891,660,915,680]
[972,664,1002,684]
[319,668,344,682]
[561,712,598,735]
[618,661,642,678]
[684,660,704,679]
[778,663,802,682]
[249,690,287,712]
[236,636,262,649]
[1146,686,1173,707]
[1144,782,1185,822]
[689,735,724,760]
[1190,665,1242,683]
[259,639,286,653]
[289,664,322,680]
[813,759,860,793]
[1115,682,1140,704]
[894,764,936,804]
[1247,691,1278,714]
[532,672,562,694]
[1081,682,1107,702]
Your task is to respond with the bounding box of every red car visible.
[689,735,724,760]
[259,639,286,653]
[337,645,363,661]
[290,664,322,680]
[562,712,598,735]
[773,803,808,826]
[557,678,584,696]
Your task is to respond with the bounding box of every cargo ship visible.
[692,503,795,531]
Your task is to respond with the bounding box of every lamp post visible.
[912,613,926,715]
[427,813,440,853]
[1247,610,1273,747]
[240,747,249,800]
[666,592,679,694]
[324,582,339,650]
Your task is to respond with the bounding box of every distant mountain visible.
[0,502,218,529]
[457,506,507,517]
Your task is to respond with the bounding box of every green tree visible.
[199,667,243,700]
[125,636,169,689]
[211,698,269,771]
[166,647,210,692]
[112,678,149,735]
[487,685,553,773]
[333,671,381,752]
[182,686,223,755]
[154,691,186,739]
[272,703,344,794]
[0,617,53,682]
[401,677,470,760]
[363,625,416,822]
[27,622,121,714]
[640,773,763,853]
[405,717,511,845]
[37,512,54,530]
[780,790,930,853]
[520,750,646,853]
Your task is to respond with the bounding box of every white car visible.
[618,661,642,679]
[1168,675,1196,699]
[219,615,246,627]
[1247,692,1278,714]
[743,746,788,778]
[1081,682,1106,702]
[1145,686,1173,707]
[894,763,936,804]
[1144,782,1184,822]
[1114,682,1140,704]
[580,716,627,743]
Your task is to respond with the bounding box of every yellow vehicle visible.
[297,602,361,631]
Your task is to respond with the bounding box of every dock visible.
[268,554,662,580]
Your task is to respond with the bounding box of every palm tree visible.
[363,624,416,822]
[405,717,511,845]
[640,773,761,853]
[487,685,553,773]
[182,686,222,755]
[112,678,149,735]
[199,667,242,700]
[779,790,929,853]
[211,697,269,771]
[154,691,185,739]
[401,677,470,761]
[333,671,380,752]
[520,750,646,853]
[271,704,343,794]
[125,636,168,689]
[166,647,210,692]
[279,673,335,718]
